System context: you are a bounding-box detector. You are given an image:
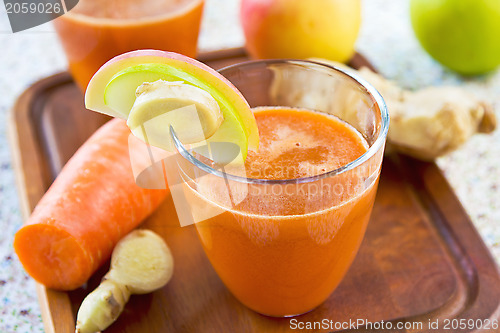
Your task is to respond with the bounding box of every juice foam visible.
[245,106,368,180]
[70,0,197,21]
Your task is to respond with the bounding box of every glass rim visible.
[60,0,203,26]
[171,59,390,185]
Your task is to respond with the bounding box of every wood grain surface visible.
[8,48,500,333]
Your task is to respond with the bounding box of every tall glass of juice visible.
[172,60,389,317]
[53,0,204,90]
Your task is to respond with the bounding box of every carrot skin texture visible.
[14,118,168,290]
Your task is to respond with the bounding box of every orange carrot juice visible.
[54,0,203,90]
[194,107,379,316]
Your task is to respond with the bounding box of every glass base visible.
[251,305,318,318]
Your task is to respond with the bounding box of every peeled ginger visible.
[76,229,173,333]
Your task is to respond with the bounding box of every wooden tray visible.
[8,48,500,333]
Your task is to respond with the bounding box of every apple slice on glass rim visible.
[85,50,259,164]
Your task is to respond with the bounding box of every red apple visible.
[241,0,361,62]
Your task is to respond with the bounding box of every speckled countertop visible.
[0,0,499,331]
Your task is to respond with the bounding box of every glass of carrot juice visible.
[173,60,389,317]
[53,0,204,91]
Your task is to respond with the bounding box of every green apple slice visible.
[103,65,177,118]
[105,64,250,161]
[85,50,259,164]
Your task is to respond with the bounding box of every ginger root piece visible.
[306,58,497,160]
[76,229,174,333]
[355,66,496,160]
[127,80,223,152]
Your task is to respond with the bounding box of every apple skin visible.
[86,50,246,119]
[241,0,361,62]
[85,50,259,151]
[411,0,500,75]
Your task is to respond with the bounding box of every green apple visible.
[411,0,500,75]
[84,50,260,162]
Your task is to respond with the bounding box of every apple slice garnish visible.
[85,50,259,163]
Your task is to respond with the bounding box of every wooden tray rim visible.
[8,48,500,333]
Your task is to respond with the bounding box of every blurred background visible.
[0,0,499,330]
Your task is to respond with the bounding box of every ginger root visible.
[354,65,496,160]
[296,59,496,160]
[75,229,174,333]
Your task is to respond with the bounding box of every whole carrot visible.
[14,119,168,290]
